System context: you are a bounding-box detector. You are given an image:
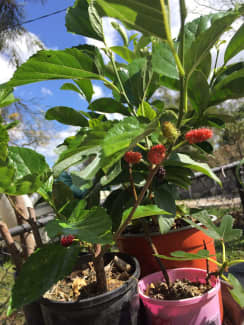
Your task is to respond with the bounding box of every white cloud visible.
[41,87,53,96]
[92,84,106,100]
[36,126,80,165]
[0,31,44,84]
[0,55,15,84]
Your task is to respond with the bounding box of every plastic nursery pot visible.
[39,252,141,325]
[118,217,217,277]
[139,268,223,325]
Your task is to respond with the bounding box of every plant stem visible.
[106,48,132,108]
[159,0,185,77]
[209,47,220,88]
[93,244,107,294]
[143,222,171,288]
[207,257,222,267]
[128,164,138,202]
[172,140,187,151]
[114,165,160,240]
[221,240,226,263]
[228,259,244,267]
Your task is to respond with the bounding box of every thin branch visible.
[27,207,43,248]
[0,221,22,273]
[143,222,171,288]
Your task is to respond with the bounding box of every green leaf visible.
[137,101,156,121]
[89,97,130,115]
[45,106,88,127]
[102,117,145,156]
[185,11,239,74]
[11,244,80,310]
[37,176,54,206]
[124,57,149,106]
[75,79,94,102]
[188,70,209,112]
[195,141,213,154]
[0,87,18,108]
[52,181,75,214]
[65,0,103,41]
[154,185,176,234]
[45,206,113,244]
[227,273,244,308]
[225,23,244,63]
[53,146,101,178]
[71,149,102,180]
[121,204,171,225]
[0,147,50,195]
[96,0,167,40]
[60,79,94,103]
[111,21,128,46]
[156,249,212,261]
[100,160,121,186]
[110,46,137,63]
[210,64,244,105]
[103,188,132,232]
[165,153,222,186]
[0,123,9,161]
[152,41,179,79]
[4,48,101,88]
[184,212,242,242]
[102,115,160,157]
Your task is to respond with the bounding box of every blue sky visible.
[1,0,243,165]
[3,0,121,165]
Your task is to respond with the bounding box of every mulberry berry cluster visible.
[124,151,142,164]
[60,235,75,247]
[147,144,166,165]
[185,128,213,144]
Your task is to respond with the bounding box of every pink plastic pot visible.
[139,268,223,325]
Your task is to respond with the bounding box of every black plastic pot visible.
[39,252,141,325]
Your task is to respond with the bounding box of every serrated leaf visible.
[185,11,239,75]
[188,70,209,112]
[154,185,176,234]
[225,23,244,63]
[0,123,9,161]
[0,147,50,195]
[45,206,113,244]
[45,106,88,127]
[102,115,160,157]
[75,79,94,102]
[89,97,130,115]
[121,204,171,225]
[102,117,145,156]
[152,41,179,79]
[156,249,212,261]
[4,48,101,88]
[100,160,121,186]
[11,244,80,310]
[184,212,242,242]
[227,273,244,308]
[137,101,156,121]
[53,146,101,178]
[96,0,167,40]
[65,0,103,41]
[0,87,18,108]
[210,64,244,105]
[165,153,221,186]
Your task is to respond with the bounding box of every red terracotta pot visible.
[118,223,217,277]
